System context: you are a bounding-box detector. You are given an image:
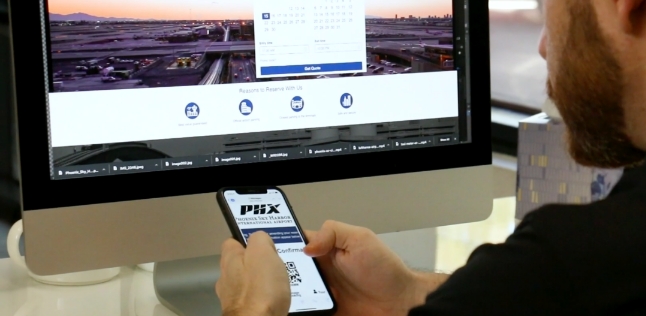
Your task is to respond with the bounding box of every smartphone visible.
[216,187,336,315]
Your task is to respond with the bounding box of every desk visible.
[0,197,517,316]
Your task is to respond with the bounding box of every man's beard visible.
[547,1,644,168]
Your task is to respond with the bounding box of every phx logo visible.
[240,204,280,215]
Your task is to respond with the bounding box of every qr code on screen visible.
[286,262,302,285]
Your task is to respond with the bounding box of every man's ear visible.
[616,0,646,35]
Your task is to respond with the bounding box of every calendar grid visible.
[254,0,367,77]
[258,0,362,34]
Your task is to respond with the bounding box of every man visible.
[215,0,646,314]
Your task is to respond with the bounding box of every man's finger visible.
[215,278,223,297]
[246,231,285,273]
[303,230,317,242]
[246,231,278,255]
[304,220,362,257]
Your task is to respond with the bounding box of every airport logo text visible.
[240,204,281,215]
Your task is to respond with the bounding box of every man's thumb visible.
[303,228,332,257]
[304,220,353,257]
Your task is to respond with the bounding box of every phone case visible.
[216,186,337,316]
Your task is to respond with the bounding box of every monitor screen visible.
[44,0,471,179]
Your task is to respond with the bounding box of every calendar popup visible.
[254,0,367,78]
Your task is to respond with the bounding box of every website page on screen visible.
[224,189,335,313]
[43,0,470,179]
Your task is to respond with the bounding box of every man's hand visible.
[216,232,291,316]
[304,221,448,316]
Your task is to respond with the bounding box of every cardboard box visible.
[515,113,624,219]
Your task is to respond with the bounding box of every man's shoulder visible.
[525,188,646,231]
[519,190,646,273]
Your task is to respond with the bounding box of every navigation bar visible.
[52,135,458,179]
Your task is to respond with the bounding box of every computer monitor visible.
[9,0,491,275]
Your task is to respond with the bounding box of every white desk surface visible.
[0,197,517,316]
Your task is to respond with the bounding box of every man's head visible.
[539,0,646,168]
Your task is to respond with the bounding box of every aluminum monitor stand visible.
[153,255,223,316]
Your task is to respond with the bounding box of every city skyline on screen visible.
[48,0,452,20]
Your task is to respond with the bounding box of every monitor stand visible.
[153,255,223,316]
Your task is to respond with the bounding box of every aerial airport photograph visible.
[47,0,455,92]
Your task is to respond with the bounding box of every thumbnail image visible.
[46,0,455,92]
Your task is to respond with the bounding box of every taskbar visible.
[52,135,459,179]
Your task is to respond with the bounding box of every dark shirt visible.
[409,163,646,315]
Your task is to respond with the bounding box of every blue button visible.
[260,62,362,76]
[262,13,270,19]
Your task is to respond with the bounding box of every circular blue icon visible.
[185,102,200,119]
[291,96,304,112]
[230,199,235,202]
[340,93,353,109]
[239,99,253,116]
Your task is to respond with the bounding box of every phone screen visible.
[223,189,335,313]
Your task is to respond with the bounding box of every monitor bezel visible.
[10,0,491,211]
